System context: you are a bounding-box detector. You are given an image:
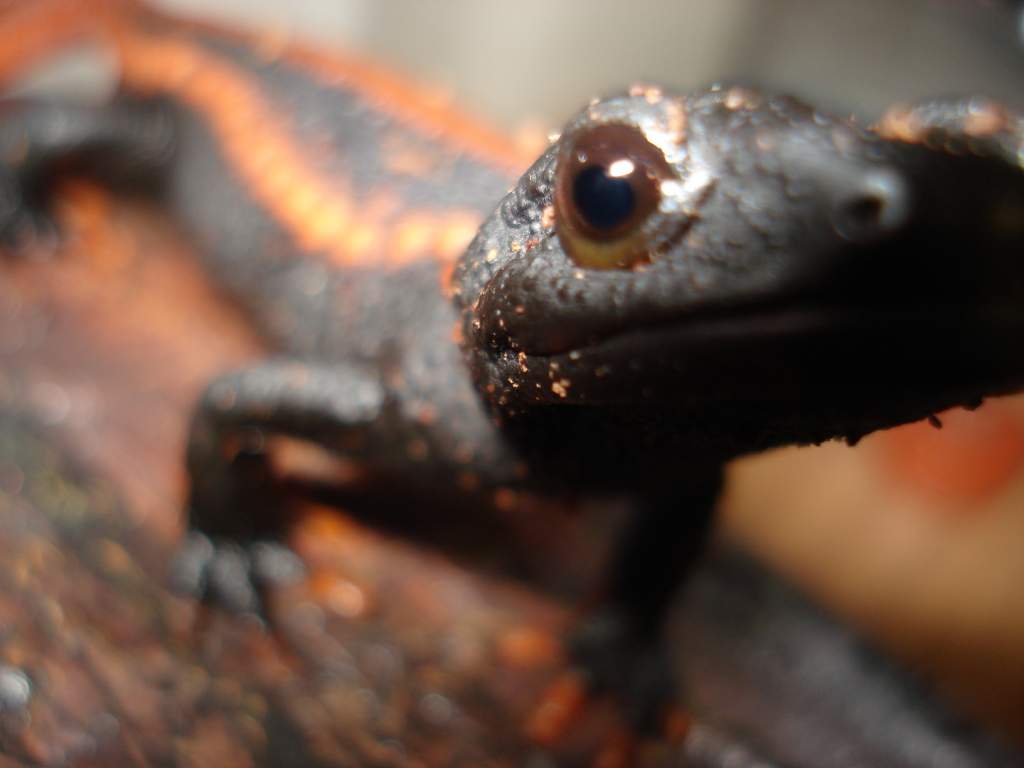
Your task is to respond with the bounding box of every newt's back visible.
[3,1,522,359]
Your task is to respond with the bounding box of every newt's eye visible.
[555,123,672,269]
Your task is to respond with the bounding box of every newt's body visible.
[3,0,1024,748]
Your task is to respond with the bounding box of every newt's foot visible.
[570,612,678,730]
[170,530,304,616]
[527,612,691,763]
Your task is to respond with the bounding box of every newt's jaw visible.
[454,88,1024,442]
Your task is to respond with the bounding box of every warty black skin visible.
[3,18,1024,735]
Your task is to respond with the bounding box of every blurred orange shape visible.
[876,399,1024,507]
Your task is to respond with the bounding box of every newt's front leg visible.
[172,360,387,614]
[532,475,721,752]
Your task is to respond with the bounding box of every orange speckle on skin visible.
[664,99,688,139]
[962,102,1009,138]
[874,104,926,143]
[540,205,556,230]
[724,86,759,112]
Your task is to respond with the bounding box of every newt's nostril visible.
[833,169,909,242]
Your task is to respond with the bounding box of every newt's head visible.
[452,87,1024,450]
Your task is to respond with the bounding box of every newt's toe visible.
[527,613,694,763]
[170,530,304,618]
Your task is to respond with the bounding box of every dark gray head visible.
[452,86,1024,451]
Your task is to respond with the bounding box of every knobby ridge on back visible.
[2,0,1024,752]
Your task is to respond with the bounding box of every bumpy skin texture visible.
[456,90,1024,456]
[3,3,1024,741]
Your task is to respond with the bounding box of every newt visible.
[2,0,1024,752]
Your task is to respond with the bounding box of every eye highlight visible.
[573,164,636,231]
[555,123,672,269]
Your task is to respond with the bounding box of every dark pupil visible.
[572,164,636,232]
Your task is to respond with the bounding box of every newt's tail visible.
[0,0,139,87]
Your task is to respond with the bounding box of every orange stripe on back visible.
[112,26,486,270]
[263,45,529,177]
[130,4,530,176]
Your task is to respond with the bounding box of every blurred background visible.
[159,0,1024,123]
[24,1,1024,129]
[5,0,1024,752]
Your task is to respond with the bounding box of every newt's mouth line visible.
[521,301,1024,361]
